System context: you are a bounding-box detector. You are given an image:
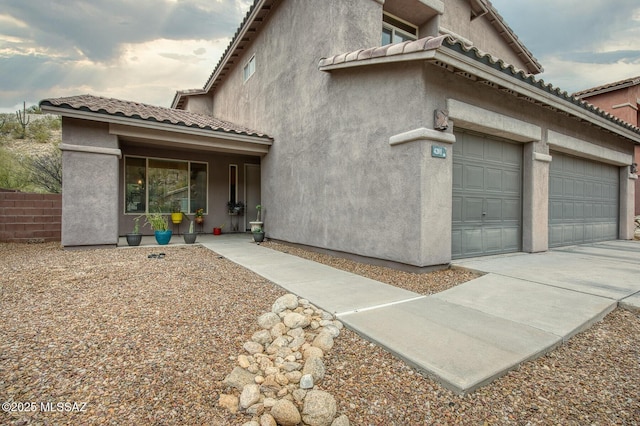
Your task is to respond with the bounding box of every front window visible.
[382,12,418,45]
[125,156,207,214]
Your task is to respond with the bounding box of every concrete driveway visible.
[453,240,640,310]
[202,236,640,394]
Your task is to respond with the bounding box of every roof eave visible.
[319,50,438,72]
[575,79,640,99]
[432,46,640,142]
[202,0,275,95]
[40,104,273,145]
[484,1,543,75]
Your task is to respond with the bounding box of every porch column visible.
[60,119,121,248]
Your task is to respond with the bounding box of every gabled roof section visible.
[574,76,640,98]
[40,95,271,140]
[319,35,640,140]
[483,0,542,75]
[171,89,208,109]
[172,0,277,110]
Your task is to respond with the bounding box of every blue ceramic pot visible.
[154,230,172,245]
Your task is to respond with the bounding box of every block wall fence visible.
[0,190,62,243]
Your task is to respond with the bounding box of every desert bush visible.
[0,147,30,190]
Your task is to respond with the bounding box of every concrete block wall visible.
[0,191,62,242]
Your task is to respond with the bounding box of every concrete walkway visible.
[131,234,640,394]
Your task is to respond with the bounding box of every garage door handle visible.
[482,212,487,216]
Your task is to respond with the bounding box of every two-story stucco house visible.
[574,76,640,215]
[41,0,640,269]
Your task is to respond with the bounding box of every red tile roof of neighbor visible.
[574,76,640,97]
[40,95,271,140]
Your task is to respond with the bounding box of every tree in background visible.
[27,148,62,194]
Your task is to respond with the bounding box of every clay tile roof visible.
[574,76,640,97]
[40,94,271,140]
[318,36,640,137]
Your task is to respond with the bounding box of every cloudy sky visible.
[1,0,639,113]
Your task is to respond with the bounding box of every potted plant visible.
[227,201,245,215]
[145,212,172,245]
[252,224,265,243]
[213,224,224,235]
[194,208,204,224]
[171,201,183,224]
[125,216,143,246]
[249,204,263,232]
[183,217,197,244]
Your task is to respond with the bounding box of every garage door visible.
[452,131,522,259]
[549,152,619,247]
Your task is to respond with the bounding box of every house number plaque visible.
[431,145,447,158]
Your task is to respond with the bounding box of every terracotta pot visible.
[195,216,204,224]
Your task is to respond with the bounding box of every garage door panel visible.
[452,131,522,259]
[465,165,484,190]
[452,196,462,222]
[486,168,502,191]
[550,176,563,196]
[484,228,502,252]
[462,229,483,255]
[463,197,484,220]
[502,143,521,166]
[562,202,574,219]
[452,163,462,190]
[549,152,618,247]
[502,170,520,194]
[502,199,520,220]
[499,227,519,250]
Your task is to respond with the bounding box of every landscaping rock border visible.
[220,294,349,426]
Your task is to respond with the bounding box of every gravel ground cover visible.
[260,241,480,295]
[1,242,639,425]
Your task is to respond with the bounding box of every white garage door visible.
[548,152,619,247]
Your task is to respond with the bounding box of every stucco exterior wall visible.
[206,0,636,267]
[439,0,530,72]
[61,118,121,247]
[583,89,639,125]
[182,95,213,116]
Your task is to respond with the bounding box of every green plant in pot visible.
[252,224,265,243]
[145,212,172,245]
[125,216,143,246]
[183,216,197,244]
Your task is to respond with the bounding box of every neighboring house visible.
[574,76,640,215]
[41,0,639,270]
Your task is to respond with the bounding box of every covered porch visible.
[40,95,272,249]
